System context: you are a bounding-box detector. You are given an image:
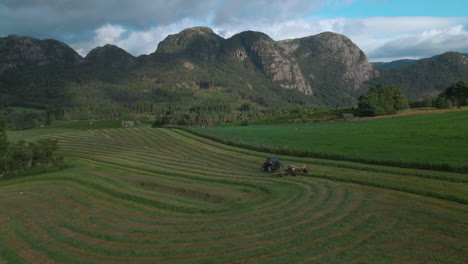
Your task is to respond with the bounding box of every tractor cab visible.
[262,157,283,172]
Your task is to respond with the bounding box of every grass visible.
[10,107,46,114]
[49,119,125,130]
[0,126,467,263]
[195,109,468,172]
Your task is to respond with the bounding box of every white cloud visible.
[94,24,126,46]
[369,25,468,61]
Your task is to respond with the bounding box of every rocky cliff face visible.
[220,30,376,97]
[278,32,378,93]
[0,35,83,74]
[229,31,313,95]
[306,32,378,89]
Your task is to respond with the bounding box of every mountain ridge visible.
[0,27,467,111]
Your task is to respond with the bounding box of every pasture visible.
[198,110,468,171]
[0,126,467,263]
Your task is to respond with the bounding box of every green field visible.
[197,110,468,171]
[9,107,46,114]
[0,126,467,263]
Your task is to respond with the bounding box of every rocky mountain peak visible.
[294,31,378,90]
[232,31,274,43]
[85,44,136,69]
[155,26,223,59]
[180,26,216,35]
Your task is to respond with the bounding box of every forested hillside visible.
[369,52,468,98]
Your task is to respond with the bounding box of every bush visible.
[0,121,62,175]
[433,96,452,109]
[356,84,408,117]
[152,116,170,127]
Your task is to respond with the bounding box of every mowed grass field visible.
[198,110,468,171]
[1,126,467,263]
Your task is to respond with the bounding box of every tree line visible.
[356,81,467,117]
[0,120,62,176]
[410,81,468,109]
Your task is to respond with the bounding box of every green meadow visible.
[0,124,466,263]
[198,110,468,171]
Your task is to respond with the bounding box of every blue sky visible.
[317,0,468,18]
[0,0,467,61]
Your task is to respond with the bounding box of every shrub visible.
[152,116,170,127]
[356,84,408,117]
[433,96,452,109]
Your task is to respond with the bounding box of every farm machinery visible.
[261,157,308,177]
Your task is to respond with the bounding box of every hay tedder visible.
[261,157,308,177]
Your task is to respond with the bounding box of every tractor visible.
[261,157,308,177]
[261,157,283,172]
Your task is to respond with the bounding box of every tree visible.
[31,138,59,166]
[238,103,251,112]
[0,120,9,173]
[8,140,32,171]
[433,96,452,109]
[439,81,468,108]
[152,116,170,127]
[422,97,434,108]
[356,84,408,117]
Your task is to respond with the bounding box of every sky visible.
[1,0,467,62]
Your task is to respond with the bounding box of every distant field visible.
[197,110,468,171]
[10,107,46,114]
[49,119,124,130]
[6,119,141,142]
[1,126,467,263]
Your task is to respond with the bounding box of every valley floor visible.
[0,127,467,263]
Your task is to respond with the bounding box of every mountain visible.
[0,28,466,113]
[155,27,224,60]
[372,59,419,69]
[0,35,86,107]
[277,32,378,103]
[367,52,468,99]
[139,29,377,107]
[84,44,136,69]
[0,34,82,75]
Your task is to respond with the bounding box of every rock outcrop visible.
[278,32,379,93]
